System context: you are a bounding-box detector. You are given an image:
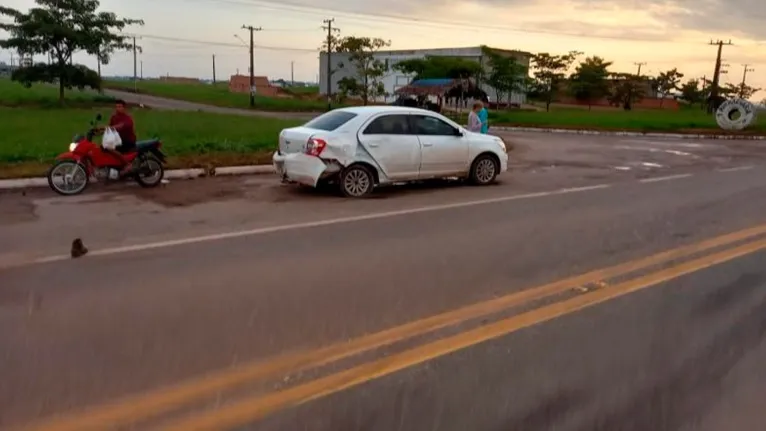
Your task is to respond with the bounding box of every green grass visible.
[486,106,766,133]
[104,80,329,112]
[282,85,320,95]
[0,107,302,166]
[0,78,115,107]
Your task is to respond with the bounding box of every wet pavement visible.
[2,131,766,430]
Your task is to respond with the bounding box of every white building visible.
[318,46,533,105]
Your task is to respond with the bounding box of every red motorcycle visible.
[47,114,166,195]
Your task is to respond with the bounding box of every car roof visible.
[334,106,435,116]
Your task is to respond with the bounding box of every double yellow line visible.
[22,223,766,431]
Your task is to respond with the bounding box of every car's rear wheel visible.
[339,164,375,198]
[469,154,499,185]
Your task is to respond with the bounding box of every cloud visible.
[525,0,766,41]
[286,0,766,42]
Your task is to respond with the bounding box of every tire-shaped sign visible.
[716,98,757,130]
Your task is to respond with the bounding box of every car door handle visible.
[422,142,433,147]
[368,142,380,147]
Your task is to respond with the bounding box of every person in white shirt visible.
[467,101,483,132]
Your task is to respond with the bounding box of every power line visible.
[122,32,317,52]
[242,24,262,108]
[740,64,755,97]
[322,17,339,110]
[633,62,646,76]
[708,39,733,113]
[184,0,709,44]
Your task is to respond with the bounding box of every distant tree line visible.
[3,3,760,111]
[323,33,762,111]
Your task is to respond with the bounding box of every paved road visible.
[2,133,766,430]
[104,89,316,120]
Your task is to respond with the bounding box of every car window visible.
[410,115,458,136]
[303,111,358,131]
[363,115,411,135]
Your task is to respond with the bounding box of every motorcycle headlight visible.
[69,143,77,151]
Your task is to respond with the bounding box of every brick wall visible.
[229,74,279,97]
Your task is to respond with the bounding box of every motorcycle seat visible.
[136,138,160,150]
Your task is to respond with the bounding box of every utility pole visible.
[242,25,262,108]
[291,61,294,86]
[212,54,216,84]
[132,36,138,93]
[634,62,646,76]
[708,39,733,113]
[740,64,755,97]
[322,18,340,111]
[140,60,143,80]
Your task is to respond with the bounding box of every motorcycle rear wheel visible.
[47,160,89,196]
[135,155,164,188]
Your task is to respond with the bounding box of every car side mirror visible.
[454,128,464,137]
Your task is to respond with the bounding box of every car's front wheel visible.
[469,154,499,185]
[339,164,375,197]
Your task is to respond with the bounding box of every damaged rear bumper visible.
[272,152,341,187]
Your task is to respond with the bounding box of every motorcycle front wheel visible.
[47,160,89,195]
[134,155,164,188]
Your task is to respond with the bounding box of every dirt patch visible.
[0,190,38,224]
[126,176,248,207]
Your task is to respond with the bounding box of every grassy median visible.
[0,107,301,178]
[0,78,115,108]
[487,106,765,134]
[104,80,329,112]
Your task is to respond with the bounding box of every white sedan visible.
[272,106,508,197]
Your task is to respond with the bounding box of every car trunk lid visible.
[278,127,319,155]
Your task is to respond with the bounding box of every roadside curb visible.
[0,165,276,190]
[492,126,766,140]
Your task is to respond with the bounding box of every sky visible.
[1,0,766,99]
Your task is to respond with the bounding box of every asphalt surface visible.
[2,132,766,430]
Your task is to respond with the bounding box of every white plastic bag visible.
[102,127,122,150]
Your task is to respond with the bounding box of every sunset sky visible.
[2,0,765,99]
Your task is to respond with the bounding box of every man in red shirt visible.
[109,99,137,153]
[105,99,137,175]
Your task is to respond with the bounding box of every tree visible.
[609,73,646,111]
[679,79,704,106]
[653,68,684,107]
[481,47,527,107]
[569,56,612,110]
[531,51,582,111]
[394,56,482,81]
[0,0,143,104]
[334,36,390,105]
[722,82,761,100]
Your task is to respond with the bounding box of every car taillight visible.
[305,138,327,157]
